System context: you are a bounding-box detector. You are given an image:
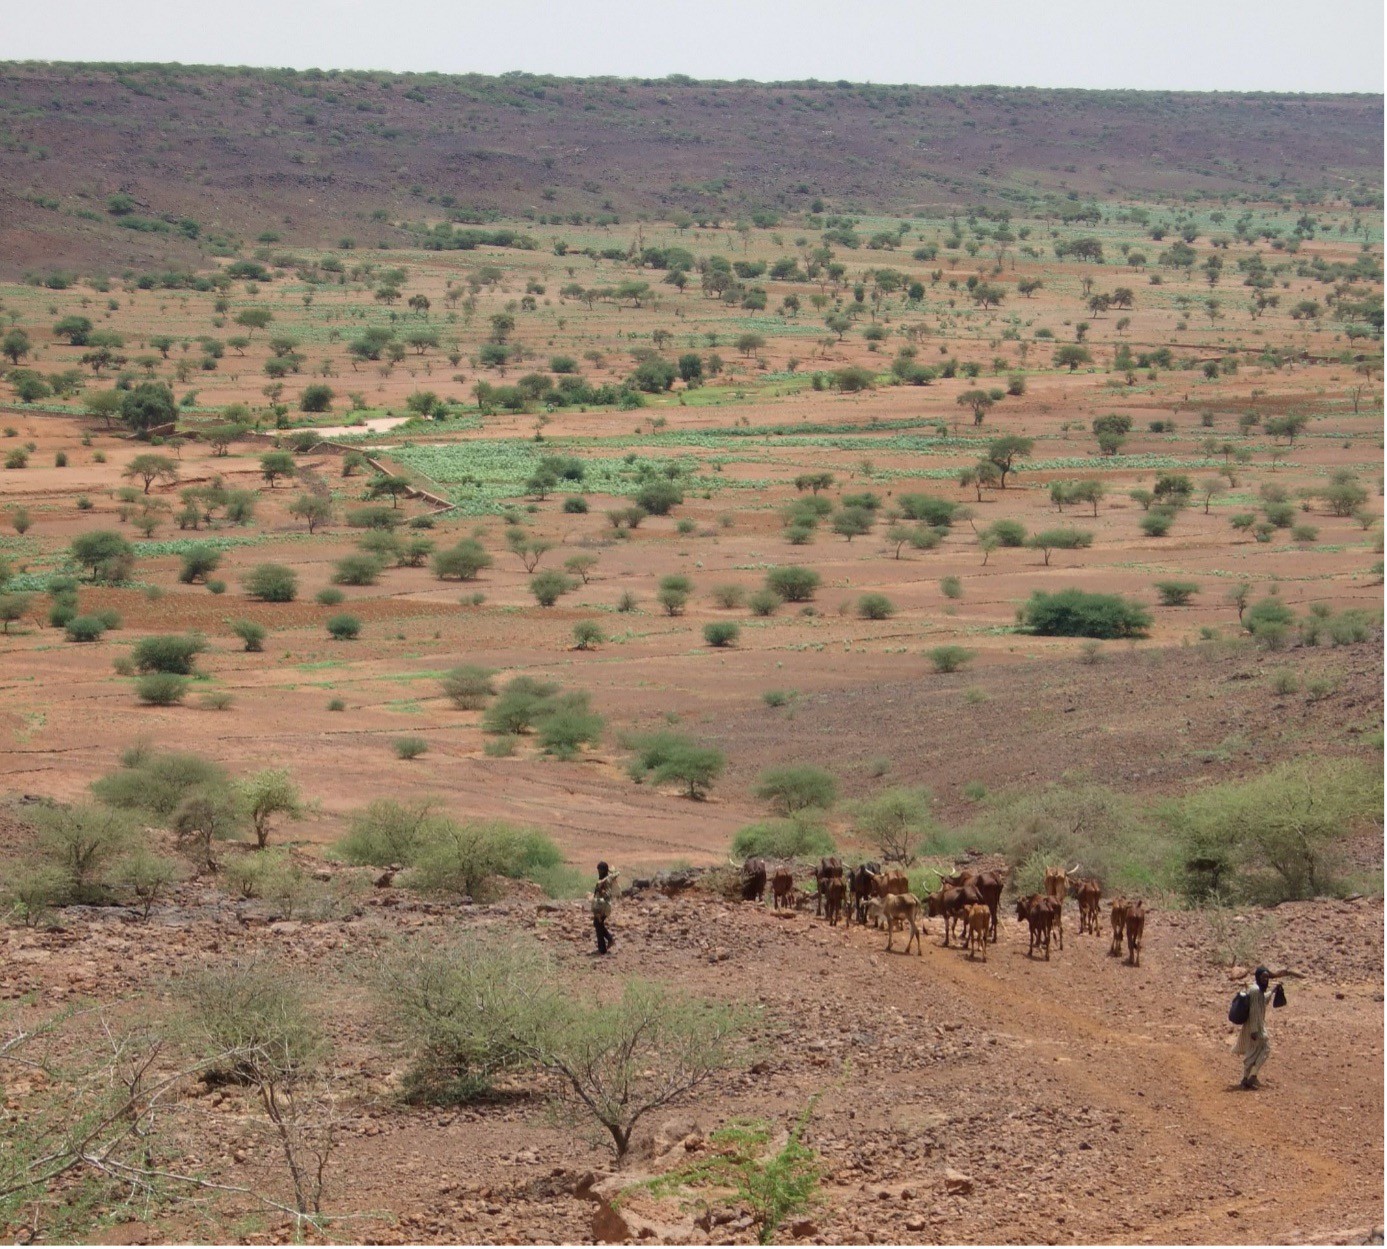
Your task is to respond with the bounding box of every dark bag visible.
[1271,983,1287,1008]
[1228,989,1251,1025]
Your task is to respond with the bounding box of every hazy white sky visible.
[0,0,1382,93]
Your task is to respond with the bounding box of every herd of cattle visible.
[739,857,1147,966]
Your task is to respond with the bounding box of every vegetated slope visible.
[0,63,1381,276]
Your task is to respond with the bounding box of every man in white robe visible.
[1234,965,1273,1089]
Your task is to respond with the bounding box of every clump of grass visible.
[394,737,429,760]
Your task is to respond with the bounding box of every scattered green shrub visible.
[231,619,267,652]
[326,613,362,640]
[243,563,298,602]
[703,621,740,647]
[857,593,895,620]
[928,645,974,673]
[1020,589,1152,639]
[135,673,191,705]
[753,765,837,815]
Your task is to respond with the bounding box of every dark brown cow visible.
[1015,893,1058,960]
[771,868,795,911]
[941,867,1005,941]
[1125,899,1147,967]
[927,883,984,948]
[849,861,880,925]
[740,857,767,903]
[813,857,843,917]
[824,878,847,927]
[1109,898,1130,957]
[1069,877,1101,935]
[972,871,1006,942]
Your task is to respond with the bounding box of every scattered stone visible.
[944,1168,974,1196]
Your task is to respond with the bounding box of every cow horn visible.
[1068,862,1082,875]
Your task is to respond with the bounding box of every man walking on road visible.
[1234,966,1274,1089]
[592,861,619,956]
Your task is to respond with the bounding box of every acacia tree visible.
[956,389,996,425]
[124,454,179,495]
[985,436,1034,489]
[241,770,304,849]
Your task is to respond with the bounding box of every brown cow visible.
[866,892,923,955]
[1069,877,1101,935]
[1108,897,1130,957]
[1015,893,1058,960]
[771,868,795,911]
[740,857,767,903]
[927,883,984,948]
[964,903,991,962]
[1125,899,1147,967]
[867,868,909,928]
[972,871,1005,942]
[813,857,843,917]
[824,878,847,927]
[1044,865,1077,951]
[848,861,880,925]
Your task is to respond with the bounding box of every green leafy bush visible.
[231,619,267,652]
[326,613,362,640]
[1154,581,1199,606]
[857,593,895,620]
[753,765,837,815]
[765,566,820,602]
[132,633,205,674]
[703,621,740,647]
[393,736,429,760]
[243,563,298,602]
[332,553,385,586]
[64,615,107,642]
[135,673,191,705]
[927,645,974,673]
[440,665,496,709]
[731,817,836,862]
[1020,589,1152,639]
[481,676,561,735]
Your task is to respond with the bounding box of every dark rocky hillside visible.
[0,63,1381,275]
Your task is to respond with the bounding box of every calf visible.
[740,857,767,903]
[771,868,795,911]
[1015,893,1058,961]
[1125,899,1147,967]
[866,892,923,955]
[824,878,847,927]
[1108,898,1130,957]
[1070,877,1101,935]
[964,903,991,962]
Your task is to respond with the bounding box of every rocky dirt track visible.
[3,860,1381,1246]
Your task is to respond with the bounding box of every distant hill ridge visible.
[0,62,1380,275]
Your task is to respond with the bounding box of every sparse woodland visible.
[0,65,1382,1245]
